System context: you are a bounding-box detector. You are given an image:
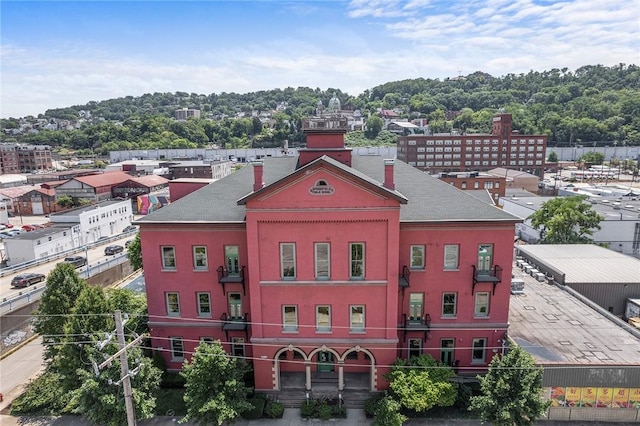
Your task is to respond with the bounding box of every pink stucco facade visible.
[140,115,518,392]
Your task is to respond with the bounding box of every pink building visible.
[138,115,519,395]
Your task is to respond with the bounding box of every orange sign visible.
[550,387,565,407]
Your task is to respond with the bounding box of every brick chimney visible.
[253,161,264,192]
[383,159,395,190]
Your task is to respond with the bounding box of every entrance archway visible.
[274,345,308,391]
[340,345,377,391]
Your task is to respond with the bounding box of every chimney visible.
[253,161,264,192]
[384,159,395,190]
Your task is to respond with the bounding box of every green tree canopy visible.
[470,345,550,426]
[34,263,88,360]
[180,340,253,425]
[528,195,603,244]
[547,151,558,162]
[127,232,142,270]
[384,354,457,413]
[579,151,605,165]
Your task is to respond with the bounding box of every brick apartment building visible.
[0,143,53,174]
[397,113,548,177]
[138,113,519,395]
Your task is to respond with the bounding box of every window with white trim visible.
[162,246,176,270]
[316,305,331,332]
[475,292,489,317]
[350,305,365,332]
[442,292,457,317]
[410,245,425,269]
[166,292,180,316]
[193,246,207,270]
[444,244,459,270]
[170,337,184,361]
[315,242,330,279]
[349,243,365,279]
[197,292,211,317]
[283,305,298,332]
[472,338,487,363]
[280,243,296,279]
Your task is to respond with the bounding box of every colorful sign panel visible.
[547,387,640,409]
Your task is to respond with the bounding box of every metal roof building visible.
[515,244,640,316]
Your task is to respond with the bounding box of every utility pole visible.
[95,311,146,426]
[115,310,137,426]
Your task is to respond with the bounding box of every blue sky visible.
[1,0,638,118]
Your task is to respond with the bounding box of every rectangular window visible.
[409,293,423,323]
[315,242,330,279]
[280,243,296,279]
[478,244,493,273]
[442,292,457,317]
[410,245,425,269]
[200,337,214,344]
[475,292,490,317]
[316,305,331,332]
[441,339,455,366]
[444,245,459,270]
[349,243,365,279]
[193,246,207,270]
[161,246,176,270]
[197,292,211,317]
[350,305,365,332]
[472,338,487,363]
[409,338,422,359]
[231,337,245,358]
[170,337,184,361]
[225,245,240,276]
[283,305,298,332]
[166,292,180,316]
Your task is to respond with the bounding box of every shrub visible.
[10,371,69,415]
[317,404,332,420]
[373,396,407,426]
[364,394,384,418]
[161,371,185,388]
[300,400,317,418]
[264,400,284,419]
[455,383,473,410]
[241,397,265,420]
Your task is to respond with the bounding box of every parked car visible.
[104,245,124,255]
[122,225,138,233]
[62,256,87,268]
[11,273,46,288]
[21,224,38,232]
[2,223,14,229]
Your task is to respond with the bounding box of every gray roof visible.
[10,225,73,241]
[504,195,640,221]
[509,263,640,365]
[138,156,519,224]
[516,244,640,284]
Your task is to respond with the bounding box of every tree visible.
[365,115,384,139]
[127,232,142,270]
[547,151,558,162]
[180,340,253,425]
[33,263,88,360]
[528,195,603,244]
[385,354,457,413]
[373,395,407,426]
[470,345,550,426]
[579,151,605,165]
[56,195,74,208]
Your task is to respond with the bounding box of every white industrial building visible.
[4,225,78,265]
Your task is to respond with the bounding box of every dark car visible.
[11,273,46,288]
[104,245,124,255]
[125,240,133,248]
[62,256,87,268]
[122,225,138,233]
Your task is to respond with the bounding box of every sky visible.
[1,0,638,118]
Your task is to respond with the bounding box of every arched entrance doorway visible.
[340,346,377,391]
